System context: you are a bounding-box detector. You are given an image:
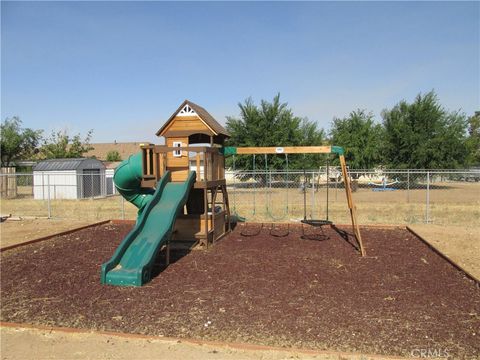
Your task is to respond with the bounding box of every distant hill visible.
[85,142,143,161]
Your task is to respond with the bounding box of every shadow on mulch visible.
[1,222,479,359]
[330,225,362,253]
[151,248,191,279]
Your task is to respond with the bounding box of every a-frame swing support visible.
[339,154,365,256]
[222,145,365,256]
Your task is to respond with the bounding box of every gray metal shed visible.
[33,158,107,199]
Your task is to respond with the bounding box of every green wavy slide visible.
[101,153,196,286]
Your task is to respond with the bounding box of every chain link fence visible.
[0,170,479,226]
[226,169,480,226]
[0,173,133,221]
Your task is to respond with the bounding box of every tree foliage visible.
[106,150,122,162]
[382,91,468,169]
[465,111,480,166]
[0,117,43,166]
[225,94,325,171]
[329,110,384,169]
[40,129,94,159]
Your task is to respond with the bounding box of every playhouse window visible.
[173,142,182,157]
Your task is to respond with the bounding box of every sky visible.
[1,1,479,144]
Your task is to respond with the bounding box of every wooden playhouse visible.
[140,100,231,247]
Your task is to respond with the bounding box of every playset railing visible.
[140,144,225,187]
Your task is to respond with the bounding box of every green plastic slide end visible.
[331,146,345,155]
[221,147,237,156]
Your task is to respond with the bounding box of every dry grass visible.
[228,182,480,226]
[1,182,478,227]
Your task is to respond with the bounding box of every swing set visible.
[224,145,365,256]
[231,153,291,237]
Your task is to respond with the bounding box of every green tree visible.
[329,110,384,169]
[0,117,43,166]
[106,150,122,162]
[40,129,94,159]
[382,91,468,169]
[225,94,325,171]
[465,111,480,166]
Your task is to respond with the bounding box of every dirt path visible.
[0,326,388,360]
[0,218,94,248]
[408,224,480,280]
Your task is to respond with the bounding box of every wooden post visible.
[339,155,365,256]
[223,184,231,232]
[153,153,159,180]
[204,152,208,182]
[203,188,209,247]
[146,148,151,175]
[166,238,171,266]
[211,187,218,243]
[196,153,201,181]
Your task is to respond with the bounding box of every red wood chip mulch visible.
[1,223,479,358]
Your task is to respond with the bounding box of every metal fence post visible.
[407,169,410,203]
[121,196,125,220]
[47,174,51,219]
[311,171,315,218]
[42,172,45,199]
[425,171,430,224]
[232,171,236,213]
[335,176,338,201]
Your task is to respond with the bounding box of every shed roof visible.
[33,158,105,171]
[156,100,230,138]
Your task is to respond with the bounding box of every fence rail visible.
[0,170,478,227]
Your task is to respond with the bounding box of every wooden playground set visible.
[140,101,364,245]
[1,100,478,359]
[99,100,364,286]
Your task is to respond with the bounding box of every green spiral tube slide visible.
[101,152,196,286]
[113,153,155,215]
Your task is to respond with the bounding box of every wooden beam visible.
[203,188,209,248]
[235,146,332,155]
[149,146,220,154]
[339,155,365,257]
[159,153,165,179]
[163,130,214,137]
[146,148,151,175]
[223,184,231,232]
[196,153,201,182]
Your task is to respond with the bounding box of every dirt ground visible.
[0,218,95,248]
[408,224,480,280]
[0,325,395,360]
[1,223,479,359]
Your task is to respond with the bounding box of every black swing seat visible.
[301,219,333,226]
[301,219,332,241]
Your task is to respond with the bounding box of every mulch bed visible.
[1,223,479,358]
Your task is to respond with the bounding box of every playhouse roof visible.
[156,100,230,138]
